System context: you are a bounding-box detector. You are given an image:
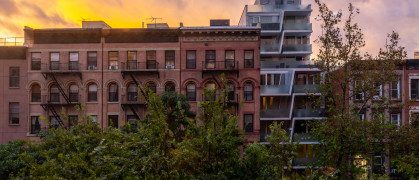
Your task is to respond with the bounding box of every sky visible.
[0,0,418,58]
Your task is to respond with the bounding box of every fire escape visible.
[120,61,160,120]
[40,62,81,129]
[201,60,240,111]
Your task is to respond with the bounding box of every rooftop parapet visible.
[0,37,24,46]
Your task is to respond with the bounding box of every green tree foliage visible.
[0,140,26,178]
[312,0,417,179]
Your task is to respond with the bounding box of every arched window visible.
[88,84,98,102]
[147,82,157,93]
[227,82,235,101]
[50,85,60,103]
[165,82,175,92]
[69,85,78,102]
[205,82,216,101]
[127,84,138,102]
[244,82,254,101]
[31,84,41,102]
[109,83,118,102]
[186,83,196,101]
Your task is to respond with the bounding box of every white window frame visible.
[391,80,400,100]
[373,84,383,100]
[391,113,400,126]
[358,114,365,121]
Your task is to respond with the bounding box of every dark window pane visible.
[244,114,253,132]
[109,115,118,128]
[31,116,41,134]
[9,102,19,124]
[186,51,196,69]
[9,67,19,87]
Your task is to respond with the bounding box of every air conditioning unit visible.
[373,95,381,100]
[165,65,175,69]
[109,66,119,70]
[88,66,97,70]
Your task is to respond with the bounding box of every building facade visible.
[239,0,323,170]
[0,23,261,144]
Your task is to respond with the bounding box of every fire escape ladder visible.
[46,104,66,129]
[128,104,141,121]
[50,75,71,104]
[129,73,140,86]
[210,72,224,89]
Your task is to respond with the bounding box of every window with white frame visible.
[373,84,382,100]
[391,80,400,100]
[411,79,419,99]
[358,113,365,121]
[355,80,364,100]
[260,73,283,86]
[391,113,400,126]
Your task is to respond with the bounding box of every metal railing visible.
[201,93,239,104]
[0,37,24,46]
[120,61,159,71]
[41,63,81,72]
[202,61,239,71]
[260,109,291,118]
[121,94,147,104]
[282,44,312,52]
[293,108,326,117]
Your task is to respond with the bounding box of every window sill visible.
[30,102,41,105]
[108,102,119,104]
[86,102,98,104]
[8,124,20,126]
[27,134,40,137]
[9,87,20,89]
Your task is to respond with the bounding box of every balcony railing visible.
[261,85,291,95]
[120,61,159,71]
[293,133,317,142]
[0,37,24,46]
[293,108,326,118]
[247,4,311,13]
[260,109,291,119]
[121,94,147,105]
[293,84,319,93]
[261,61,316,69]
[201,93,239,104]
[261,44,280,53]
[292,157,317,167]
[260,129,291,142]
[283,23,312,31]
[202,61,239,71]
[282,44,312,52]
[252,23,281,31]
[41,63,81,72]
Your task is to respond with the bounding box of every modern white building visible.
[239,0,324,171]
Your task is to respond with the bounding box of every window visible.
[9,102,19,124]
[165,50,175,69]
[89,115,98,123]
[50,116,59,129]
[147,82,157,93]
[88,84,98,102]
[127,115,138,127]
[31,116,41,134]
[244,114,254,132]
[109,115,118,128]
[244,50,254,68]
[108,51,118,70]
[225,50,235,69]
[31,52,41,70]
[373,84,382,100]
[391,80,400,100]
[358,113,365,121]
[391,113,400,126]
[186,51,196,69]
[411,112,419,128]
[31,84,41,102]
[244,82,254,101]
[50,52,60,70]
[69,85,78,102]
[205,82,216,101]
[109,84,118,102]
[127,84,138,102]
[186,83,196,101]
[87,52,97,70]
[206,50,216,69]
[9,67,19,87]
[373,155,383,174]
[127,51,137,69]
[227,82,235,101]
[165,82,176,92]
[261,73,283,85]
[69,115,78,128]
[355,80,364,100]
[50,85,60,103]
[146,51,157,69]
[69,52,79,70]
[411,79,419,99]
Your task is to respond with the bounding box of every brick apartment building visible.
[0,21,261,143]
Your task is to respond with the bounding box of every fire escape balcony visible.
[201,61,239,78]
[120,94,144,121]
[41,62,81,79]
[120,61,160,79]
[201,93,240,106]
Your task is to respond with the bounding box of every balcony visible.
[41,95,79,106]
[260,109,291,119]
[41,63,81,73]
[201,61,239,77]
[252,23,281,31]
[120,61,160,78]
[293,133,317,143]
[261,85,291,95]
[292,157,317,167]
[261,43,280,53]
[293,108,326,118]
[121,94,147,105]
[261,60,317,69]
[283,23,312,31]
[247,4,311,13]
[293,84,319,94]
[201,93,239,105]
[282,44,312,53]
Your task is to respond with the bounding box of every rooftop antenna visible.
[78,17,91,22]
[147,16,162,27]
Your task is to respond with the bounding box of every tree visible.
[311,0,409,178]
[0,140,26,178]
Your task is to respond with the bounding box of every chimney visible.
[180,22,184,27]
